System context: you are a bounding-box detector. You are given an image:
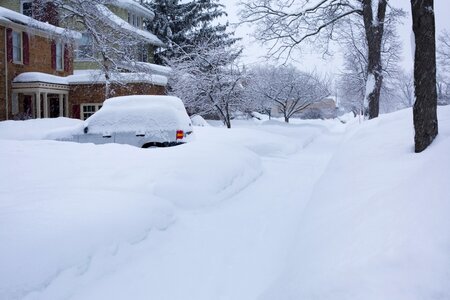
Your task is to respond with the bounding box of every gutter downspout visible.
[4,27,8,120]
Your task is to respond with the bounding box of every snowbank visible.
[153,142,262,209]
[260,106,450,300]
[0,134,262,298]
[190,115,209,127]
[0,118,83,140]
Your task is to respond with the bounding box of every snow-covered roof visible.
[111,0,155,20]
[13,72,69,85]
[97,4,164,47]
[0,7,81,40]
[69,70,168,86]
[121,62,172,76]
[13,70,168,87]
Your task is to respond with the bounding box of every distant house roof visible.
[112,0,155,20]
[97,4,164,47]
[0,7,81,40]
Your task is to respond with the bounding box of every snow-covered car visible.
[61,95,193,148]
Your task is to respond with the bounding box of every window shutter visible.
[6,28,13,62]
[72,104,80,119]
[51,41,56,69]
[64,44,70,72]
[22,32,30,65]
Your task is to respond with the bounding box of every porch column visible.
[11,93,19,115]
[43,93,48,118]
[36,92,41,118]
[59,94,64,117]
[65,94,69,117]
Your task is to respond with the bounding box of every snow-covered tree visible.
[437,30,450,105]
[51,0,158,98]
[393,70,415,108]
[239,0,404,119]
[146,0,238,64]
[411,0,438,153]
[247,65,330,123]
[336,8,403,115]
[243,69,274,119]
[438,30,450,71]
[167,39,245,128]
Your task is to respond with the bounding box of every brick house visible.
[70,0,170,120]
[0,3,80,120]
[0,0,170,121]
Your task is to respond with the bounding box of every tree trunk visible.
[411,0,438,153]
[225,104,232,129]
[362,0,387,119]
[284,116,289,123]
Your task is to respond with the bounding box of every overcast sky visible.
[221,0,450,76]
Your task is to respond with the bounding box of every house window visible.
[81,104,102,120]
[77,32,94,59]
[56,42,63,70]
[139,44,148,62]
[21,1,33,17]
[128,13,141,28]
[12,31,22,63]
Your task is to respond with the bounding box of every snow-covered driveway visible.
[4,108,449,300]
[0,117,346,300]
[61,124,345,300]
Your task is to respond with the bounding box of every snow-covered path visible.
[3,108,450,300]
[8,120,343,300]
[22,122,346,300]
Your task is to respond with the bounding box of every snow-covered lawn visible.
[1,107,449,300]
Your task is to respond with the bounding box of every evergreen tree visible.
[144,0,238,64]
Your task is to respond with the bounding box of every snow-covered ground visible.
[1,107,449,300]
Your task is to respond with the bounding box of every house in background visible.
[70,0,171,119]
[0,0,171,121]
[0,4,80,120]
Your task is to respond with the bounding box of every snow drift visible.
[259,106,450,300]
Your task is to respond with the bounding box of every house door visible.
[23,95,32,118]
[49,95,60,118]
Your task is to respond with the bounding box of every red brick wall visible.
[0,25,75,120]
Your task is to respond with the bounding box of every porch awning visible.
[12,72,70,93]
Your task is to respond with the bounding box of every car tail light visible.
[176,130,184,140]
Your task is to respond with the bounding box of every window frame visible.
[81,103,102,120]
[76,32,94,60]
[20,0,33,17]
[12,30,23,64]
[55,42,64,71]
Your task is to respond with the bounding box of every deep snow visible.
[1,106,449,300]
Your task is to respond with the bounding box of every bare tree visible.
[168,40,245,128]
[337,9,403,115]
[437,30,450,105]
[437,30,450,71]
[50,0,162,98]
[239,0,404,119]
[243,71,274,119]
[411,0,438,153]
[247,65,329,123]
[394,70,415,108]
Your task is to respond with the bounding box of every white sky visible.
[222,0,450,76]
